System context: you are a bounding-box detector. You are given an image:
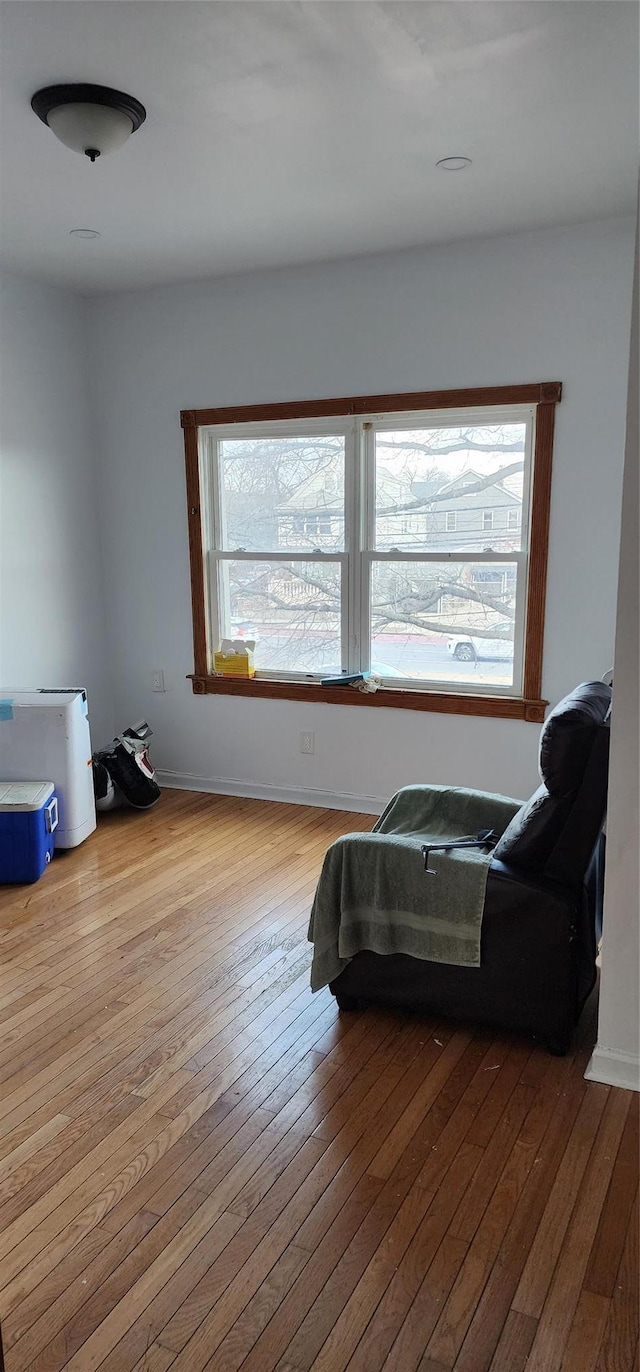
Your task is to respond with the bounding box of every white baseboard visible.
[585,1045,640,1092]
[157,769,386,815]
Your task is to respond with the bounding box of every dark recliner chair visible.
[328,681,611,1054]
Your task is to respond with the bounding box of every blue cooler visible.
[0,782,59,883]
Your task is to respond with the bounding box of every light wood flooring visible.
[0,788,637,1372]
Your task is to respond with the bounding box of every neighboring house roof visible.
[426,470,520,511]
[277,465,409,513]
[278,465,520,516]
[276,469,339,513]
[409,476,447,503]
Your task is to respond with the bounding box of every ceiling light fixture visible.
[69,228,101,239]
[31,83,146,162]
[436,156,472,172]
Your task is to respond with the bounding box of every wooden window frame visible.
[182,381,560,722]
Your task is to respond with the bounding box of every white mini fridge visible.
[0,689,97,848]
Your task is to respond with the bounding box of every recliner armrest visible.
[488,857,578,908]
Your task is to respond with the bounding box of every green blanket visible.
[308,785,522,992]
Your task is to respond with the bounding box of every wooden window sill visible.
[188,674,547,722]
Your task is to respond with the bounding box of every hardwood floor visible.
[0,788,637,1372]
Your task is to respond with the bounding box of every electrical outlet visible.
[152,670,165,692]
[300,731,315,755]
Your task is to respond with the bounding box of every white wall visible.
[586,206,639,1092]
[0,272,114,746]
[88,217,635,809]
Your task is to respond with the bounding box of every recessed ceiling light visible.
[69,228,101,239]
[436,156,473,172]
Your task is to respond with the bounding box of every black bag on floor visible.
[93,721,161,811]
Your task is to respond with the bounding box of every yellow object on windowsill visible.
[213,640,256,677]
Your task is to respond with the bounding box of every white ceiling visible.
[0,1,637,294]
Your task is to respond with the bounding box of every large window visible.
[183,384,560,720]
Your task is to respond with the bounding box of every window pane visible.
[374,424,526,553]
[217,435,345,551]
[218,559,341,674]
[370,561,517,687]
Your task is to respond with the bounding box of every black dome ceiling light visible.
[31,83,146,162]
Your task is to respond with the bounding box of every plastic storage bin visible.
[0,781,59,884]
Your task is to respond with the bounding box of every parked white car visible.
[446,624,514,662]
